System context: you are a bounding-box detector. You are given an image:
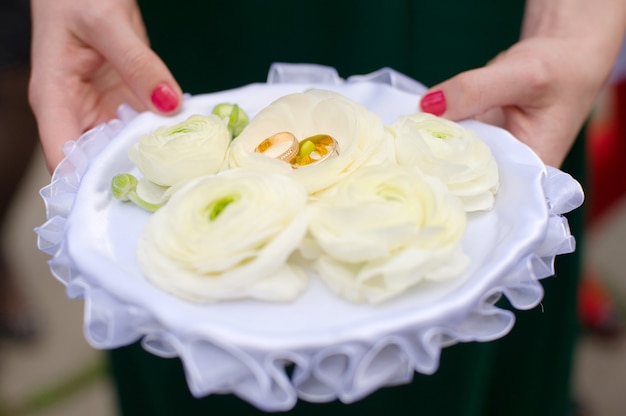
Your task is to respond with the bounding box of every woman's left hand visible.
[420,0,626,168]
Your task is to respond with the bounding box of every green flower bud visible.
[111,174,161,212]
[212,103,249,139]
[111,173,138,201]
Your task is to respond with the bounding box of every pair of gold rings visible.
[254,132,339,168]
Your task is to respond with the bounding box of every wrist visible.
[522,0,626,84]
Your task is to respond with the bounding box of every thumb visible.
[419,64,530,121]
[85,15,183,114]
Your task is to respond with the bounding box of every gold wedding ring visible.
[254,132,299,163]
[293,134,339,168]
[254,132,340,168]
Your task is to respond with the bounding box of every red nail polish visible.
[420,90,446,116]
[151,83,179,112]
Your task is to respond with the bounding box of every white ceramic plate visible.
[37,67,582,410]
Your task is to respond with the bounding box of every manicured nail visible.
[151,82,179,112]
[420,90,446,116]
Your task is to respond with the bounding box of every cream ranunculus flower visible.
[128,114,231,188]
[306,164,469,304]
[390,113,499,212]
[228,89,393,194]
[136,169,311,303]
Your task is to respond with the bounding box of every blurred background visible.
[1,1,626,415]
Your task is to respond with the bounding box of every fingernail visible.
[420,90,446,116]
[151,82,179,112]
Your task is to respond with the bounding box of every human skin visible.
[421,0,626,167]
[28,0,182,172]
[29,0,626,171]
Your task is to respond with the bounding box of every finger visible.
[28,61,78,172]
[420,58,547,121]
[33,94,82,173]
[32,78,142,173]
[82,13,183,115]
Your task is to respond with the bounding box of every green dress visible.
[110,1,584,414]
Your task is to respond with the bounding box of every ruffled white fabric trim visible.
[35,64,583,412]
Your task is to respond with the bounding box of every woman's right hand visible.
[29,0,182,172]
